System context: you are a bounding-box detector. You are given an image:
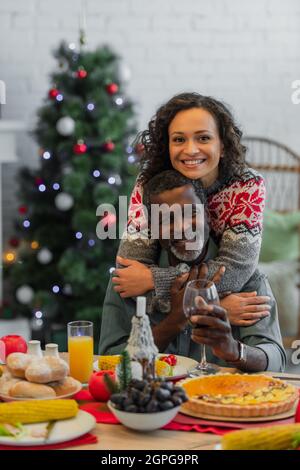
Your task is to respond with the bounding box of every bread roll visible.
[9,381,56,399]
[0,374,24,396]
[6,353,34,378]
[49,376,81,397]
[25,356,69,384]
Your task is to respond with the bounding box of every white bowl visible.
[107,401,180,432]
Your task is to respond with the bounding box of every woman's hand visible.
[190,297,239,362]
[220,292,271,326]
[112,256,154,298]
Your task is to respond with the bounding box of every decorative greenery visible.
[3,39,138,345]
[117,350,132,391]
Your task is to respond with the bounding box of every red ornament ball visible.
[18,205,28,215]
[35,177,44,186]
[105,83,119,95]
[76,68,88,79]
[48,88,59,99]
[103,140,115,153]
[73,142,87,154]
[9,237,20,248]
[88,370,116,402]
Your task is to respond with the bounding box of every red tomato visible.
[161,356,173,366]
[88,370,116,402]
[160,354,177,366]
[168,354,177,366]
[0,335,27,358]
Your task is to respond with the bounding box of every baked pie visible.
[179,374,299,418]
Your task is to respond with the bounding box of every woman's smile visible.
[168,107,223,187]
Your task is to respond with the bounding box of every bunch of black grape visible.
[110,379,188,413]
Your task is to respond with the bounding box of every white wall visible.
[1,0,300,239]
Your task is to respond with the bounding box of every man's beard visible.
[169,240,203,262]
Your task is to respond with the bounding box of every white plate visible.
[93,354,198,380]
[0,382,82,402]
[0,410,96,446]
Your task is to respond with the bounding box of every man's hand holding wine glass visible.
[190,296,239,363]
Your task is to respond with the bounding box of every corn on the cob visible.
[98,355,121,371]
[155,360,172,377]
[222,424,300,450]
[0,399,78,425]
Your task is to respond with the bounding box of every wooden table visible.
[64,363,300,451]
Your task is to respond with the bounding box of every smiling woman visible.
[168,108,223,188]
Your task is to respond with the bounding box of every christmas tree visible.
[3,36,138,347]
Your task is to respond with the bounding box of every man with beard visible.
[99,171,285,372]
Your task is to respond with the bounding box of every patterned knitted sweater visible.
[117,168,266,311]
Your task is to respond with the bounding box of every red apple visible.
[0,335,27,358]
[88,370,115,402]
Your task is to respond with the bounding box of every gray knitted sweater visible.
[117,168,266,312]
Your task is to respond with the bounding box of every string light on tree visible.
[88,239,95,247]
[53,183,60,190]
[114,95,124,107]
[52,285,60,294]
[108,174,122,186]
[4,251,16,264]
[55,192,74,211]
[73,140,87,154]
[105,83,119,95]
[16,285,34,304]
[31,241,39,250]
[56,116,75,136]
[56,93,64,102]
[37,248,53,264]
[75,232,83,240]
[92,170,101,178]
[38,184,46,192]
[128,155,136,164]
[41,150,51,160]
[86,103,95,111]
[23,220,30,228]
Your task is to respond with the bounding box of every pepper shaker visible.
[45,343,59,357]
[27,340,43,358]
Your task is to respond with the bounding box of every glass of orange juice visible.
[67,321,94,384]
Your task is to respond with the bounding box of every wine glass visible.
[183,279,220,376]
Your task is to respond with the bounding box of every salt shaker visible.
[45,343,59,358]
[27,340,43,358]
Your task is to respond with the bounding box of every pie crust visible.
[179,374,299,418]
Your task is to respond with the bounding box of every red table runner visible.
[74,389,300,437]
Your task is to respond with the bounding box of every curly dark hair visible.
[136,92,247,185]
